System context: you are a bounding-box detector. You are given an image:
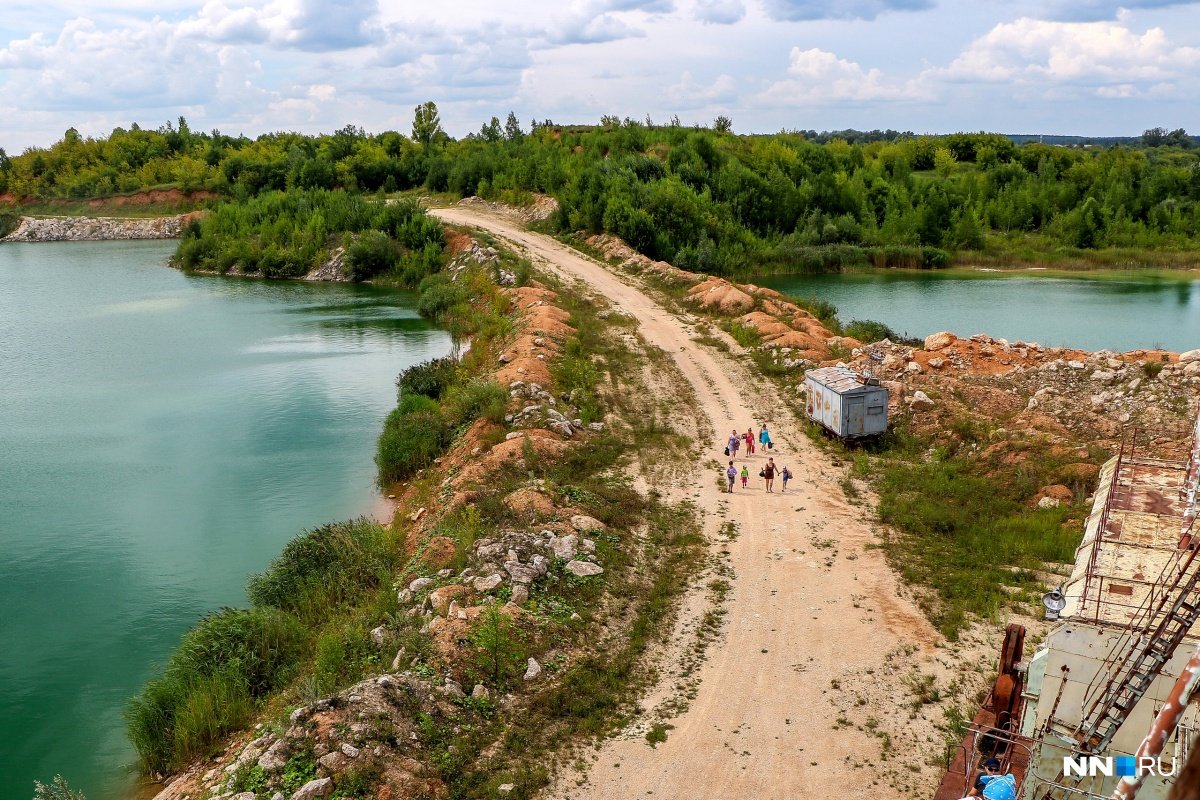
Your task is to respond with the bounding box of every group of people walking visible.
[723,424,792,494]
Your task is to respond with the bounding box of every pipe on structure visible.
[1111,642,1200,800]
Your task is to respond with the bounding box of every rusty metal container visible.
[803,366,889,438]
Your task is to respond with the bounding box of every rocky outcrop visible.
[1,213,201,242]
[825,331,1195,454]
[303,246,347,281]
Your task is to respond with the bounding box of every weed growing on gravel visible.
[646,722,674,747]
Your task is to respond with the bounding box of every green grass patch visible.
[722,320,762,348]
[875,454,1079,638]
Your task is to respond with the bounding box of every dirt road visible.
[431,205,943,799]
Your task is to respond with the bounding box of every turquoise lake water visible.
[0,241,451,800]
[757,270,1200,352]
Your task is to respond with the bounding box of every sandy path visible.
[431,206,940,799]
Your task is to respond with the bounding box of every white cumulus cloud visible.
[940,17,1200,85]
[755,46,927,106]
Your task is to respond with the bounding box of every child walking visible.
[726,461,737,493]
[781,465,792,492]
[740,464,749,489]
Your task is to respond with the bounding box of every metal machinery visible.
[936,407,1200,800]
[935,625,1033,800]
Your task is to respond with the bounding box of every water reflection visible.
[0,241,452,800]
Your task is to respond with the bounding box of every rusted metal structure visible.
[935,625,1033,800]
[803,365,889,438]
[936,405,1200,800]
[1111,642,1200,800]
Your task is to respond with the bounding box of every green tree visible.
[1142,127,1168,147]
[471,602,525,686]
[1167,128,1192,149]
[1067,196,1104,248]
[504,111,523,141]
[951,208,985,250]
[412,101,444,149]
[479,116,502,142]
[713,115,733,134]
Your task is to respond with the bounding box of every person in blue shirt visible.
[967,758,1016,800]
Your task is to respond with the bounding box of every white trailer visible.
[804,366,889,438]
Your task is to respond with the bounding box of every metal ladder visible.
[1078,574,1200,752]
[1035,526,1200,800]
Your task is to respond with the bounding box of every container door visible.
[847,396,866,436]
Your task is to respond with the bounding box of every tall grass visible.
[377,396,451,484]
[124,607,309,773]
[246,518,400,620]
[127,518,399,774]
[443,378,507,427]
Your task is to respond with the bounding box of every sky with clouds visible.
[2,0,1200,150]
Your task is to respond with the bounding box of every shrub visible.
[396,357,459,401]
[0,209,20,239]
[33,776,85,800]
[247,519,398,617]
[345,230,399,280]
[377,404,450,483]
[844,319,901,344]
[923,247,950,268]
[443,378,507,427]
[416,273,471,321]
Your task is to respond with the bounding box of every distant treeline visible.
[4,110,1200,274]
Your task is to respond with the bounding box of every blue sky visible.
[2,0,1199,150]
